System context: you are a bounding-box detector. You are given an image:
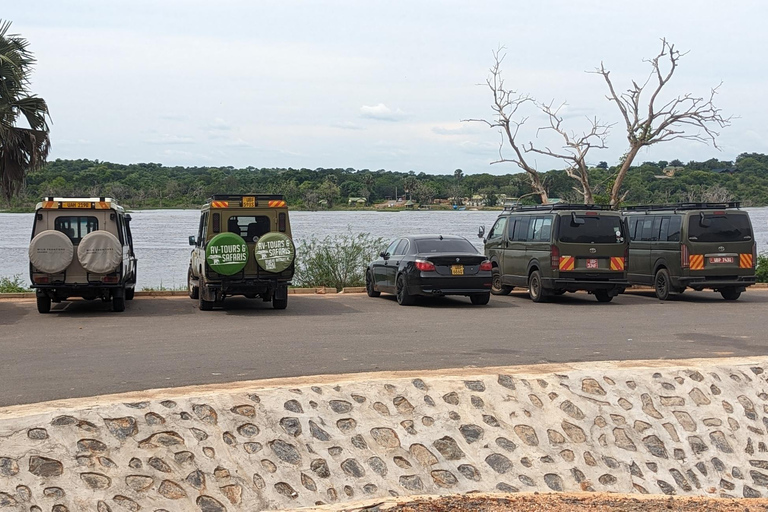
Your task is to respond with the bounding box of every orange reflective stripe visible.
[211,201,229,208]
[42,201,56,209]
[740,253,754,269]
[610,257,625,271]
[689,254,705,270]
[559,256,575,271]
[97,201,109,209]
[268,200,286,207]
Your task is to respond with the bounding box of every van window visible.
[628,217,639,241]
[416,238,477,253]
[558,215,623,244]
[227,216,271,241]
[513,217,530,242]
[54,216,98,244]
[393,239,410,255]
[666,216,681,242]
[487,218,507,241]
[530,217,553,241]
[688,213,752,242]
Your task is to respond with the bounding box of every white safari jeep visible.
[28,197,137,313]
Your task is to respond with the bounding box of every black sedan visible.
[366,234,493,305]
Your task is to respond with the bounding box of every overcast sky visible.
[7,1,768,174]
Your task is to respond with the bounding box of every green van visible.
[481,204,629,302]
[623,202,757,300]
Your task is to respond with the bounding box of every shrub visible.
[757,253,768,283]
[0,274,30,293]
[293,231,386,291]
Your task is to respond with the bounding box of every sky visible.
[6,1,768,175]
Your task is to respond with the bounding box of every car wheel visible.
[396,275,415,306]
[198,277,214,311]
[720,287,741,301]
[273,286,288,310]
[125,287,135,301]
[552,289,566,296]
[528,270,548,303]
[188,267,199,299]
[654,268,671,300]
[36,296,51,314]
[366,269,380,297]
[491,268,512,295]
[470,293,491,305]
[112,288,126,312]
[594,290,613,303]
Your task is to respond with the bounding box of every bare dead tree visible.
[595,38,731,208]
[464,48,549,204]
[525,101,612,203]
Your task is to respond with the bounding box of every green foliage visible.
[293,231,386,291]
[0,274,30,293]
[756,254,768,283]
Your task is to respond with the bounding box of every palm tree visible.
[0,20,50,200]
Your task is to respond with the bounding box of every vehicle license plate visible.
[586,258,599,269]
[709,256,734,264]
[242,196,256,207]
[62,201,91,209]
[451,265,464,276]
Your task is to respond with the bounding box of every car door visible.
[385,238,410,289]
[484,216,508,272]
[527,215,553,280]
[374,239,399,290]
[630,216,654,284]
[507,215,530,286]
[656,215,681,276]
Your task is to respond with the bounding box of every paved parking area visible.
[1,289,767,406]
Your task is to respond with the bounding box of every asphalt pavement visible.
[1,289,767,407]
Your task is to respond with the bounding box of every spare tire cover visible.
[254,232,295,273]
[77,231,123,274]
[206,232,248,275]
[28,230,74,273]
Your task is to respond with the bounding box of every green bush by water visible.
[293,232,386,292]
[757,254,768,283]
[0,275,30,293]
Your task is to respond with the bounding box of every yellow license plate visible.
[451,265,464,276]
[62,202,91,209]
[242,196,256,208]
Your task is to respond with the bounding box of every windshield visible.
[416,238,477,253]
[558,215,624,244]
[687,213,752,242]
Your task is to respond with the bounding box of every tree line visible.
[3,153,768,211]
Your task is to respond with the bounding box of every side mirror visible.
[477,225,486,238]
[571,212,586,226]
[380,251,390,260]
[699,212,711,228]
[189,235,196,246]
[125,214,132,222]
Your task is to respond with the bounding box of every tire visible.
[528,270,548,303]
[125,287,135,301]
[36,296,51,314]
[396,275,415,306]
[491,268,512,295]
[112,288,126,312]
[594,290,613,303]
[198,277,214,311]
[29,230,74,274]
[654,268,672,300]
[273,286,288,310]
[470,293,491,305]
[366,269,380,297]
[721,288,741,301]
[552,290,567,296]
[188,268,199,299]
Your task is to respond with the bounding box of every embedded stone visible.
[412,378,427,391]
[409,444,438,466]
[485,453,513,474]
[582,378,606,395]
[156,480,186,499]
[660,396,685,406]
[367,457,387,476]
[561,421,586,443]
[703,418,722,427]
[519,474,535,486]
[393,396,414,415]
[471,395,485,408]
[544,473,564,491]
[712,457,726,471]
[301,473,317,491]
[280,417,302,436]
[521,457,533,468]
[312,386,323,394]
[160,400,177,408]
[0,457,19,476]
[27,428,48,440]
[670,469,692,491]
[351,434,368,449]
[423,396,435,407]
[270,439,301,465]
[584,452,597,466]
[498,374,516,390]
[363,483,378,494]
[618,398,633,410]
[0,493,17,507]
[309,420,331,441]
[634,420,652,432]
[77,439,107,452]
[599,474,617,485]
[732,466,743,479]
[547,429,565,444]
[751,460,768,470]
[514,425,539,446]
[720,478,735,490]
[223,432,237,446]
[559,400,585,420]
[442,392,459,405]
[751,470,768,487]
[629,462,643,478]
[373,402,390,415]
[710,431,734,453]
[686,469,701,489]
[139,431,185,447]
[341,458,365,478]
[613,428,636,451]
[688,436,709,455]
[459,424,484,444]
[448,411,461,421]
[284,400,303,413]
[641,393,663,419]
[458,464,481,481]
[237,423,259,437]
[560,449,575,462]
[643,435,668,458]
[433,436,464,460]
[327,488,338,501]
[351,394,366,403]
[51,415,78,426]
[28,456,63,477]
[399,475,424,491]
[672,411,696,432]
[244,442,263,454]
[744,486,762,498]
[192,404,218,424]
[104,417,138,440]
[329,400,353,414]
[465,380,485,392]
[401,420,416,434]
[220,484,242,505]
[215,466,232,480]
[422,416,434,426]
[495,437,517,452]
[197,495,227,512]
[337,418,356,432]
[689,388,711,406]
[328,446,343,457]
[343,485,354,497]
[529,394,543,408]
[695,462,708,476]
[431,470,458,488]
[126,475,154,492]
[16,485,31,501]
[722,400,734,414]
[261,459,277,472]
[311,458,331,478]
[203,447,215,458]
[81,472,111,489]
[656,480,676,495]
[663,423,680,442]
[144,412,165,425]
[729,418,741,431]
[711,384,721,395]
[739,395,758,420]
[371,427,400,448]
[112,496,139,511]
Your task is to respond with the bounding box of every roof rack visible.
[209,194,285,201]
[623,202,740,212]
[503,203,613,212]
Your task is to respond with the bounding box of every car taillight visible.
[551,245,560,270]
[415,260,436,272]
[681,244,689,269]
[754,242,758,269]
[479,261,492,271]
[624,246,629,268]
[102,274,120,283]
[33,275,49,284]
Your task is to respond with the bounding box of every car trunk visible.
[685,212,755,276]
[422,253,486,276]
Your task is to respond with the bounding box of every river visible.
[2,208,767,289]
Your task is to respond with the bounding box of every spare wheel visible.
[28,230,74,274]
[205,232,248,276]
[254,232,295,273]
[77,231,123,274]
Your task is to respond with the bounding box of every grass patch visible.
[757,253,768,283]
[0,275,31,293]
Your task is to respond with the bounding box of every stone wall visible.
[1,357,768,511]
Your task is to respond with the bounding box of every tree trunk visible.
[610,145,642,208]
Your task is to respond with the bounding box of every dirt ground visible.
[340,493,768,512]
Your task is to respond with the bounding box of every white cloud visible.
[360,103,406,122]
[331,121,364,130]
[432,124,482,136]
